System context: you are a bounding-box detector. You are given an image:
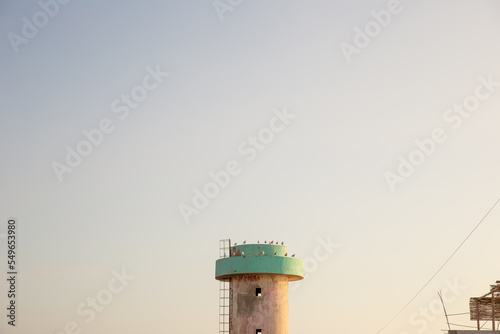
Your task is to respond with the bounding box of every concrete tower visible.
[215,241,304,334]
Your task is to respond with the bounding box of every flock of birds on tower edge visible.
[231,240,295,258]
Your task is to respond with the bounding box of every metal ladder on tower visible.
[219,239,232,334]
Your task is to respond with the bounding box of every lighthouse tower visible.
[215,240,304,334]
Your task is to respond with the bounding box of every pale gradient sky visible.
[1,1,500,333]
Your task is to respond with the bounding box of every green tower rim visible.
[215,244,304,281]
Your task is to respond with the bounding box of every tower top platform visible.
[215,243,304,281]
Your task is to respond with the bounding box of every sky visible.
[1,0,500,333]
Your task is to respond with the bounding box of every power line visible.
[375,197,500,334]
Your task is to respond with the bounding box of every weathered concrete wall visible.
[231,274,289,334]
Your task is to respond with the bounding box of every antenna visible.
[438,290,451,331]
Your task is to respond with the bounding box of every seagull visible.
[260,251,265,255]
[284,253,288,256]
[243,240,246,244]
[281,242,284,245]
[270,240,273,244]
[291,254,295,257]
[242,252,245,257]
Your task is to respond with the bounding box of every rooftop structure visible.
[447,281,500,333]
